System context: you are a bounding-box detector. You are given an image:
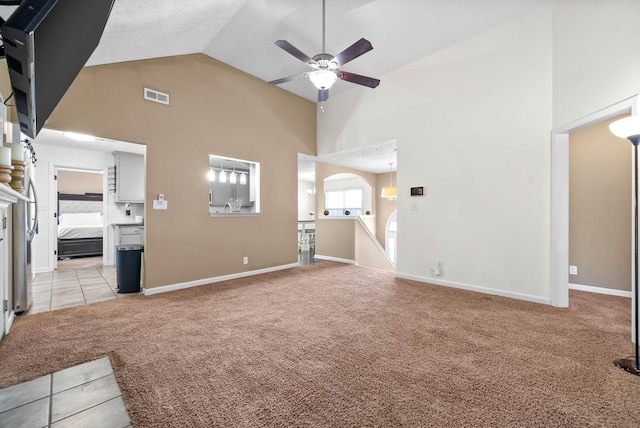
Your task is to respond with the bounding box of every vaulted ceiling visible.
[0,0,550,175]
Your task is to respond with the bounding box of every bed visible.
[57,193,104,259]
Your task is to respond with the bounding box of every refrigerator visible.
[12,171,37,315]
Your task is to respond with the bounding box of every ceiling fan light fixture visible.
[309,69,337,90]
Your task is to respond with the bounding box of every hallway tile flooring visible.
[31,264,135,314]
[0,357,131,427]
[1,266,136,426]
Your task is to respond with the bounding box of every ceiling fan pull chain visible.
[321,0,326,53]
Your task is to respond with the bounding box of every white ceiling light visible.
[381,162,397,200]
[309,69,338,90]
[64,132,96,141]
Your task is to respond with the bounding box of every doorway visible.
[551,95,639,340]
[551,95,639,307]
[54,168,105,271]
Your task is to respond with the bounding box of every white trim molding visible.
[142,263,299,296]
[6,310,15,334]
[551,95,640,308]
[569,283,632,298]
[397,273,552,305]
[313,255,356,264]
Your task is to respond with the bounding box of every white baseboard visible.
[314,255,356,264]
[6,310,15,334]
[396,272,551,305]
[142,263,300,296]
[569,283,632,298]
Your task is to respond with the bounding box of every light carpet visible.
[0,261,639,427]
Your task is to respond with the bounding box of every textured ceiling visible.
[0,0,550,175]
[91,0,550,102]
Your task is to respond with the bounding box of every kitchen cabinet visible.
[115,224,144,246]
[114,152,144,203]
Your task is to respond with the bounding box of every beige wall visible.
[315,218,356,261]
[314,162,397,259]
[57,170,102,194]
[37,54,315,289]
[569,114,631,291]
[354,219,395,272]
[314,162,375,261]
[314,162,377,215]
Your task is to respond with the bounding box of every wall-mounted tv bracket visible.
[0,1,25,58]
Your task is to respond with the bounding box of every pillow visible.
[59,212,102,226]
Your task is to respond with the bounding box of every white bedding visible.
[58,224,103,240]
[58,212,103,240]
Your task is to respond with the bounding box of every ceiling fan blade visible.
[268,72,309,86]
[339,71,380,88]
[333,38,373,66]
[318,89,329,102]
[274,40,315,64]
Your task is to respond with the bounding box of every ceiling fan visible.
[268,0,380,102]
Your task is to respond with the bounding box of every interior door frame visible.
[551,95,639,314]
[51,165,107,270]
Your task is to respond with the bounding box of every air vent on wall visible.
[144,87,170,105]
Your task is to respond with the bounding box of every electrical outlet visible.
[569,265,577,275]
[243,256,248,265]
[431,261,442,277]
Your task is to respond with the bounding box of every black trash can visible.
[115,244,143,293]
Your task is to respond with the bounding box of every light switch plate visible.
[153,200,168,210]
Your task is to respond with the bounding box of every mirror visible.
[208,155,260,215]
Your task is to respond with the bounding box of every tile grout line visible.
[48,274,53,312]
[48,374,53,427]
[49,394,124,426]
[97,266,118,297]
[75,268,88,304]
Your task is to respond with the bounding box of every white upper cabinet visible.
[114,152,144,203]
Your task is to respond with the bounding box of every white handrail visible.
[356,216,395,268]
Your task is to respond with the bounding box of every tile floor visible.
[0,357,131,427]
[31,264,135,314]
[2,264,136,427]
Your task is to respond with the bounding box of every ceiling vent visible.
[143,87,170,105]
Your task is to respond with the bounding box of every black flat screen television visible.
[1,0,115,138]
